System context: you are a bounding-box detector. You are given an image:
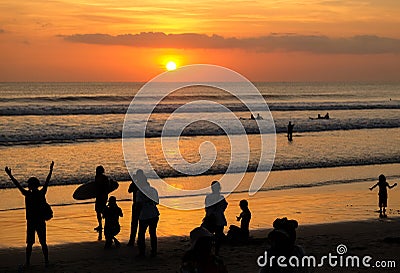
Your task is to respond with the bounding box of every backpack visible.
[41,194,53,221]
[43,201,53,221]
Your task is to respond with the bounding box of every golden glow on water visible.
[1,128,400,191]
[1,168,400,247]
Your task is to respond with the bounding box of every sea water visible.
[0,82,399,208]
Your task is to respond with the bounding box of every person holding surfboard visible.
[4,161,54,267]
[135,170,160,257]
[94,165,110,240]
[369,174,397,218]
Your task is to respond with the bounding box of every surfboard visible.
[73,179,119,200]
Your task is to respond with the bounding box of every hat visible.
[190,227,212,249]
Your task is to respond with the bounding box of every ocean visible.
[0,82,399,209]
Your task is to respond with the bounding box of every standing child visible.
[4,161,54,267]
[370,174,397,218]
[227,199,251,242]
[103,196,123,248]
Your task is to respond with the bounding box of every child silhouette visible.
[227,199,251,243]
[370,174,397,218]
[103,196,123,248]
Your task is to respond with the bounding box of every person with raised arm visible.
[4,161,54,268]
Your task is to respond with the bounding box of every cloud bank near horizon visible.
[60,32,400,54]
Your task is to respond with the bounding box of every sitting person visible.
[180,227,228,273]
[201,214,217,234]
[259,217,307,273]
[227,199,251,243]
[103,196,123,248]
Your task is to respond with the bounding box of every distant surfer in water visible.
[287,121,294,141]
[310,113,330,120]
[94,165,110,240]
[369,174,397,218]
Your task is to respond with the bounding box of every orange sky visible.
[0,0,399,82]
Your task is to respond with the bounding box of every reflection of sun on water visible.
[166,61,177,71]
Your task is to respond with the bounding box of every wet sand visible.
[0,218,399,272]
[0,165,399,272]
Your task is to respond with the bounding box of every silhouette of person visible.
[135,170,160,257]
[180,227,228,273]
[205,181,228,255]
[256,113,263,120]
[227,199,251,242]
[201,214,217,234]
[250,114,255,120]
[259,217,307,273]
[103,196,123,248]
[370,174,397,218]
[127,179,140,247]
[287,121,294,141]
[94,165,110,240]
[324,112,330,119]
[4,161,54,267]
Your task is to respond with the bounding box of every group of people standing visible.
[4,162,252,269]
[95,167,160,257]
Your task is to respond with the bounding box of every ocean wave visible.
[0,100,399,116]
[1,172,399,211]
[1,156,399,190]
[0,116,399,146]
[0,92,360,104]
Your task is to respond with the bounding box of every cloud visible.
[60,32,400,54]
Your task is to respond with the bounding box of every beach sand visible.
[0,170,400,272]
[0,218,399,272]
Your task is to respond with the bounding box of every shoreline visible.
[1,175,399,248]
[1,162,399,209]
[1,160,400,191]
[1,218,399,272]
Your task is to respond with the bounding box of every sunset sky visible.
[0,0,399,82]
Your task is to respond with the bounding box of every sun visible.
[166,61,177,71]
